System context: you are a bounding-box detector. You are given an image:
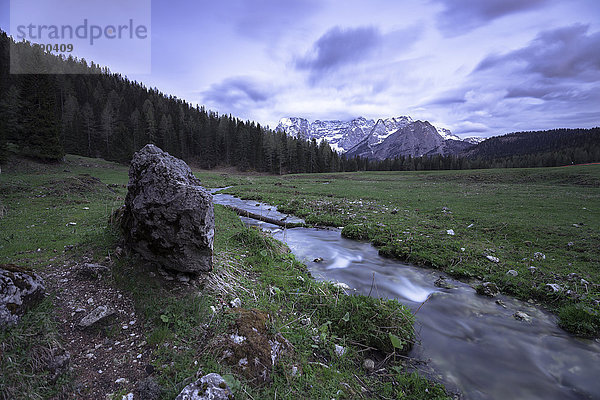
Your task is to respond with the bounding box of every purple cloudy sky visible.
[2,0,600,137]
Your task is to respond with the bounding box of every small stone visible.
[78,306,115,329]
[534,252,546,260]
[567,242,574,247]
[476,282,499,297]
[506,270,518,277]
[291,365,300,377]
[513,311,532,322]
[434,276,455,289]
[363,358,375,371]
[333,282,350,290]
[313,257,323,263]
[528,266,537,274]
[115,378,128,384]
[87,297,94,304]
[122,394,134,400]
[229,298,241,308]
[137,354,142,359]
[485,255,500,263]
[174,373,232,400]
[545,283,562,293]
[460,247,466,252]
[446,229,455,235]
[334,344,346,357]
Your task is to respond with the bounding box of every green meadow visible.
[213,166,600,336]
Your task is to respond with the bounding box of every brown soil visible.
[41,258,150,399]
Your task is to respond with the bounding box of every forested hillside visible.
[463,128,600,168]
[0,31,342,173]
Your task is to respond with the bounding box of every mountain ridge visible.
[276,116,479,159]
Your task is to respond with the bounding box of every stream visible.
[212,191,600,400]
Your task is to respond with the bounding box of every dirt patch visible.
[44,175,110,198]
[215,308,291,387]
[41,259,151,399]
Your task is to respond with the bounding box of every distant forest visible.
[0,31,598,173]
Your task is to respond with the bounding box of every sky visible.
[1,0,600,138]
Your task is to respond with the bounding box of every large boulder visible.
[122,144,214,273]
[0,264,45,328]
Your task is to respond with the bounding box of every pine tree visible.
[19,73,63,161]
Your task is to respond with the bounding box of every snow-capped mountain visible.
[276,116,480,159]
[435,127,461,141]
[463,136,485,145]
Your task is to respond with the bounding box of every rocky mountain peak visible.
[275,115,479,159]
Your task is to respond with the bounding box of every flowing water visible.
[213,192,600,400]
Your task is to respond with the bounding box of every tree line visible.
[0,32,345,173]
[1,30,598,172]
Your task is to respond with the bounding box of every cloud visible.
[476,24,600,81]
[425,90,467,105]
[201,76,274,110]
[296,26,383,73]
[433,0,550,36]
[212,0,321,39]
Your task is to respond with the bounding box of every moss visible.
[558,304,600,337]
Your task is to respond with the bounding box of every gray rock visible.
[434,276,455,289]
[77,263,110,280]
[121,145,214,274]
[0,265,45,328]
[545,283,562,293]
[506,270,518,277]
[363,358,375,372]
[513,311,532,322]
[475,282,499,297]
[78,305,115,328]
[175,373,233,400]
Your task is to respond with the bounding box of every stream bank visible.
[213,191,600,400]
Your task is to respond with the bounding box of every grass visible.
[0,298,69,400]
[0,154,449,399]
[215,167,600,336]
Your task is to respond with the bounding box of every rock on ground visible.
[475,282,500,297]
[121,144,214,274]
[0,264,45,327]
[175,373,233,400]
[78,305,116,329]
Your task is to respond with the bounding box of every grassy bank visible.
[0,155,448,399]
[210,167,600,336]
